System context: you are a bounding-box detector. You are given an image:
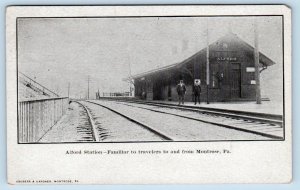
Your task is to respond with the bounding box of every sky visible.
[18,16,283,99]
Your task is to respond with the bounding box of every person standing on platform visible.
[193,79,201,105]
[176,80,186,105]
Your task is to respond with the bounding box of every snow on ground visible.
[117,102,283,138]
[152,100,283,115]
[91,100,271,141]
[205,102,282,115]
[39,102,93,142]
[80,101,163,142]
[40,99,275,143]
[18,81,50,100]
[190,101,283,115]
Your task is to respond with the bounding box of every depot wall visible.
[133,34,272,102]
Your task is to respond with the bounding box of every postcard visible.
[6,5,292,184]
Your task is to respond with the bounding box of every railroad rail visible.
[74,101,100,142]
[98,98,284,140]
[76,101,173,141]
[103,98,283,126]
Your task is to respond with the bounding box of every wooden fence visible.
[18,97,69,143]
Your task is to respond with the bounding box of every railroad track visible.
[74,101,100,141]
[99,99,283,140]
[113,99,283,126]
[76,101,173,142]
[73,99,283,141]
[75,101,100,141]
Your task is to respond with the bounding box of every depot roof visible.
[128,32,276,80]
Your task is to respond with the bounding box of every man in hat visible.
[176,80,186,105]
[193,79,201,105]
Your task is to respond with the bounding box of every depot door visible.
[230,63,241,99]
[153,82,162,100]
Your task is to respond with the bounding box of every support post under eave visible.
[206,19,210,104]
[254,19,262,104]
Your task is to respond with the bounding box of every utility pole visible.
[87,75,90,100]
[254,19,261,104]
[128,55,135,97]
[128,60,132,96]
[206,19,210,104]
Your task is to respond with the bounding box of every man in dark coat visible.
[176,80,186,105]
[193,79,201,105]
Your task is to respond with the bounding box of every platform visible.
[146,100,284,116]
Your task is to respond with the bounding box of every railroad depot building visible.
[131,32,276,102]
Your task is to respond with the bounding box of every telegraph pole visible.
[87,75,90,100]
[254,19,261,104]
[128,59,132,97]
[206,19,210,104]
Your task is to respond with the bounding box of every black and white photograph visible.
[17,15,284,143]
[6,5,292,185]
